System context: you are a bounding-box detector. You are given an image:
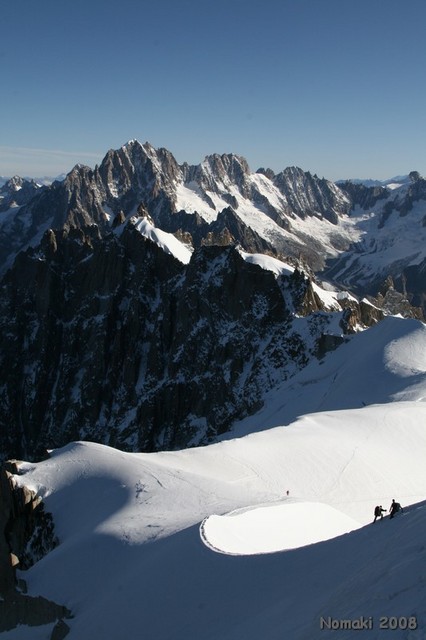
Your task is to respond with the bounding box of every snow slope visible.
[3,317,426,639]
[123,216,193,264]
[175,170,348,260]
[223,316,426,439]
[238,247,358,311]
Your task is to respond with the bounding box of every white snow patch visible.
[131,217,192,264]
[201,500,360,555]
[175,182,219,222]
[238,249,294,276]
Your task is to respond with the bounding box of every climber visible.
[389,499,403,519]
[373,505,386,522]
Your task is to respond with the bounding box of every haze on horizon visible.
[1,0,425,181]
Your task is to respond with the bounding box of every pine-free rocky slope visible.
[0,140,425,460]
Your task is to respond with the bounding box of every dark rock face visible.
[0,222,184,459]
[0,467,17,595]
[0,217,377,460]
[204,207,278,253]
[395,175,426,216]
[337,181,389,210]
[398,258,426,313]
[272,167,351,224]
[0,462,58,578]
[134,247,310,450]
[1,142,425,461]
[0,463,71,636]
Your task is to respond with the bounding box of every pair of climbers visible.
[373,499,403,522]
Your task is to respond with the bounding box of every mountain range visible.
[1,140,426,639]
[0,140,425,461]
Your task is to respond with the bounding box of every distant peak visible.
[8,175,25,186]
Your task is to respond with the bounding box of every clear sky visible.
[1,0,425,180]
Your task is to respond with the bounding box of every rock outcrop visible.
[0,462,71,637]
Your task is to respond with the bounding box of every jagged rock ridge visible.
[0,140,425,461]
[0,141,354,274]
[0,214,387,461]
[2,141,426,306]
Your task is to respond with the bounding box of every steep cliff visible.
[0,213,383,461]
[0,462,71,637]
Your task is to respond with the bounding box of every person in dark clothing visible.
[389,499,403,519]
[373,505,386,522]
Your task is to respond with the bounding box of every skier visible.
[373,505,386,522]
[389,499,403,519]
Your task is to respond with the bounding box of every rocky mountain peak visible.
[204,152,250,178]
[273,166,351,224]
[337,181,389,210]
[98,140,181,213]
[187,153,251,197]
[0,176,44,213]
[409,170,422,183]
[0,218,382,461]
[5,176,26,190]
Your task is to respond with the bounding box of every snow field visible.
[4,315,426,639]
[8,400,426,640]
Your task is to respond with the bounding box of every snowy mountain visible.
[0,177,45,213]
[327,174,426,310]
[1,141,425,305]
[0,142,352,275]
[1,315,426,638]
[1,140,426,637]
[0,140,425,462]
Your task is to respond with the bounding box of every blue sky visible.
[1,0,425,180]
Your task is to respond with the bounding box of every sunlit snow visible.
[201,501,360,555]
[4,317,426,639]
[238,248,357,311]
[238,249,294,276]
[131,217,192,264]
